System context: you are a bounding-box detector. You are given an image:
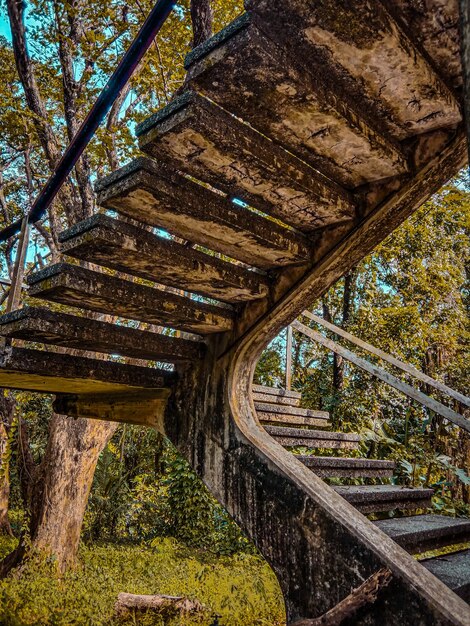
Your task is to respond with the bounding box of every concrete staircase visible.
[254,385,470,602]
[0,0,468,621]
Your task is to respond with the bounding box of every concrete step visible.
[252,384,301,399]
[258,412,329,428]
[246,0,460,141]
[136,91,354,233]
[334,485,434,514]
[375,515,470,554]
[185,14,407,189]
[265,425,360,450]
[256,402,329,427]
[256,402,328,419]
[298,456,395,478]
[421,549,470,603]
[0,307,203,363]
[252,391,301,407]
[28,263,233,335]
[0,346,174,395]
[59,214,269,303]
[96,157,312,270]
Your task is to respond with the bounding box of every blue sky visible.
[0,14,11,41]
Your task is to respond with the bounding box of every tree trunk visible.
[322,271,356,394]
[0,425,13,536]
[6,0,83,226]
[190,0,213,48]
[4,0,119,576]
[0,394,15,536]
[29,413,117,572]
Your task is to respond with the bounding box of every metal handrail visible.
[0,0,176,243]
[291,318,469,433]
[302,310,470,409]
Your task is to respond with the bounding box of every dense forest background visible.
[0,0,468,624]
[0,176,467,626]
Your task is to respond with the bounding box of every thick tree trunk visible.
[190,0,213,48]
[29,414,117,571]
[0,412,117,576]
[4,0,118,576]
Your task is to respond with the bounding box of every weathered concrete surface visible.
[28,263,234,335]
[257,412,329,428]
[228,130,467,344]
[17,125,464,623]
[422,550,470,602]
[334,485,434,514]
[252,384,301,399]
[298,456,395,479]
[383,0,463,88]
[186,15,408,188]
[252,391,301,407]
[163,347,470,624]
[458,0,470,163]
[0,347,173,395]
[262,425,360,449]
[137,92,355,232]
[246,0,461,140]
[53,390,171,429]
[255,401,330,427]
[97,157,313,269]
[0,307,203,362]
[60,214,270,303]
[375,515,470,554]
[162,128,467,623]
[255,402,329,420]
[0,1,465,621]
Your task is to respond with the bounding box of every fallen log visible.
[291,567,393,626]
[114,592,205,617]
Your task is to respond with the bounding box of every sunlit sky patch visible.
[0,13,11,41]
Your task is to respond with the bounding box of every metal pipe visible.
[303,310,470,408]
[6,216,30,313]
[0,0,176,243]
[285,325,293,391]
[293,319,469,432]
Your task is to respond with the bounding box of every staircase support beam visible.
[53,389,171,428]
[460,0,470,164]
[162,128,469,625]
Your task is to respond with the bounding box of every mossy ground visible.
[0,537,285,626]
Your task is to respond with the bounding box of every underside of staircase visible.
[0,0,469,623]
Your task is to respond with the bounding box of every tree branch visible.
[190,0,213,48]
[291,568,393,626]
[52,0,94,218]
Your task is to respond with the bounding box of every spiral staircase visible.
[0,0,469,622]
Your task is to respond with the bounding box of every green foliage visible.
[162,449,252,554]
[0,536,284,626]
[256,176,470,513]
[254,331,286,388]
[83,428,254,555]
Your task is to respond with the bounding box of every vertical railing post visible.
[285,325,293,391]
[6,216,30,314]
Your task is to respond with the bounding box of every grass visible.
[0,536,285,626]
